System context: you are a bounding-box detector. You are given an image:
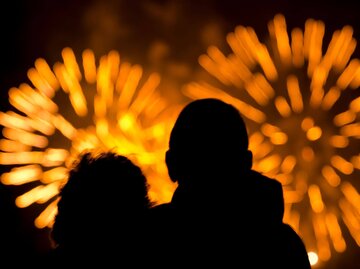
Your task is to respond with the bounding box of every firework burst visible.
[0,47,179,229]
[184,14,360,263]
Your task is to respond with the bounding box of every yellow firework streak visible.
[184,14,360,264]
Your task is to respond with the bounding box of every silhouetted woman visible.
[47,150,154,267]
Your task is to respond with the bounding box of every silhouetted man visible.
[149,98,311,268]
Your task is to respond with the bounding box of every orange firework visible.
[0,48,179,229]
[184,14,360,265]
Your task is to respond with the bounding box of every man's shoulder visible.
[150,202,172,211]
[247,169,285,222]
[147,202,176,235]
[249,169,282,188]
[148,202,173,218]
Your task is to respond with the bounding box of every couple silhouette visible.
[47,98,311,268]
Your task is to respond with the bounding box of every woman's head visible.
[51,150,153,247]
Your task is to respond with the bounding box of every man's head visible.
[166,98,252,184]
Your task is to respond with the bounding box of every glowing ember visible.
[184,13,360,263]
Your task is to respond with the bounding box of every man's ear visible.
[165,150,178,183]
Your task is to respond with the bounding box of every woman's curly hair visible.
[50,150,154,247]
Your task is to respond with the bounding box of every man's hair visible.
[169,98,249,154]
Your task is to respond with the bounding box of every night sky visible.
[1,0,360,268]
